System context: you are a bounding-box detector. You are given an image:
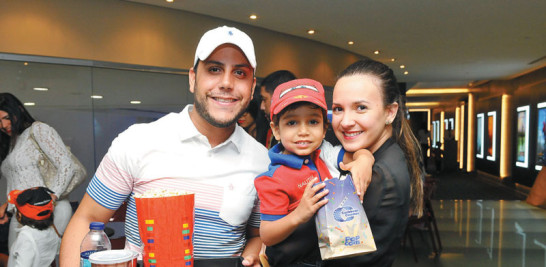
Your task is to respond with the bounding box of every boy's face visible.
[271,104,327,156]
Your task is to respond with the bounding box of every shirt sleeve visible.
[319,141,343,178]
[8,231,37,267]
[254,175,290,221]
[87,129,139,210]
[32,122,75,197]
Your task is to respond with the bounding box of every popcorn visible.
[134,188,189,198]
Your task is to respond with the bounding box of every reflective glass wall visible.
[0,54,190,201]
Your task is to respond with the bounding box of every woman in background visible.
[238,98,260,140]
[0,93,75,250]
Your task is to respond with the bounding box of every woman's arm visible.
[259,179,328,246]
[341,149,375,202]
[32,123,74,198]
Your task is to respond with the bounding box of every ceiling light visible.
[406,88,472,95]
[307,29,315,35]
[249,14,257,20]
[24,102,35,106]
[33,87,49,91]
[348,41,354,45]
[91,95,103,99]
[130,100,142,104]
[374,50,380,55]
[391,58,396,62]
[24,62,28,66]
[400,65,405,69]
[404,71,409,75]
[166,0,174,2]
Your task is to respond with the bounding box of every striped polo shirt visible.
[87,105,269,258]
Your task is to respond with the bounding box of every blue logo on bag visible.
[333,206,359,222]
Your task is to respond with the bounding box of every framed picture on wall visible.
[432,120,438,148]
[516,105,529,168]
[536,102,546,170]
[487,111,496,161]
[476,113,484,159]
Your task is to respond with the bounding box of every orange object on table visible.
[135,193,195,267]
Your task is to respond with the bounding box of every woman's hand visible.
[341,149,374,203]
[292,178,329,224]
[0,202,8,224]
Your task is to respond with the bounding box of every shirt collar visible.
[177,105,245,153]
[269,144,321,169]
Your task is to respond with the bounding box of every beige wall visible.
[0,0,361,86]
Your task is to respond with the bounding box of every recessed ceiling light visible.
[249,14,257,20]
[166,0,174,2]
[374,50,380,55]
[130,100,142,104]
[404,71,409,75]
[33,87,49,91]
[91,95,103,99]
[24,102,35,106]
[348,41,354,45]
[391,58,396,62]
[24,62,28,66]
[400,65,406,69]
[307,29,315,35]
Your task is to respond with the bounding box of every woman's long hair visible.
[339,58,424,217]
[0,93,36,160]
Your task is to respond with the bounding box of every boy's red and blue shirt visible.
[255,144,333,221]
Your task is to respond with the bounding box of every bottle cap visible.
[90,222,105,230]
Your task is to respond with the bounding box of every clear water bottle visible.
[80,222,112,267]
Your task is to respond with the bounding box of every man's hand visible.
[242,254,261,267]
[341,149,374,203]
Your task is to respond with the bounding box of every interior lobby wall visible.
[0,0,361,86]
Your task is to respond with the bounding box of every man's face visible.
[189,44,256,128]
[260,86,272,119]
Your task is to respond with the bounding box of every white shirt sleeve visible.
[32,122,75,197]
[8,231,37,267]
[319,140,343,178]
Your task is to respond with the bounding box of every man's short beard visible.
[194,94,248,129]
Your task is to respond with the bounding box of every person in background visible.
[258,70,297,148]
[0,93,74,251]
[321,58,424,267]
[7,187,60,267]
[59,26,269,267]
[238,98,260,139]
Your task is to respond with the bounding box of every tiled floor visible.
[393,200,546,267]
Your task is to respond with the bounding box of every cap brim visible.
[8,190,22,205]
[271,96,328,120]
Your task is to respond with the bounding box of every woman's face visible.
[331,74,398,153]
[237,111,255,128]
[0,110,12,136]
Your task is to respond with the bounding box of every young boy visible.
[7,187,60,267]
[254,78,332,266]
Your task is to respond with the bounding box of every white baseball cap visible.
[193,26,257,70]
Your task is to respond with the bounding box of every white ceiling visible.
[126,0,545,90]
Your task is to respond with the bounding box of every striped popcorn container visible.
[135,190,195,267]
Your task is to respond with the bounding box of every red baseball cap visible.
[270,78,327,121]
[8,187,53,221]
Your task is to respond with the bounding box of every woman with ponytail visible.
[322,58,424,267]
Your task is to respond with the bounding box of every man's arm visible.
[241,226,261,267]
[59,193,115,267]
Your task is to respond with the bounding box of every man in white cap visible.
[60,26,269,267]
